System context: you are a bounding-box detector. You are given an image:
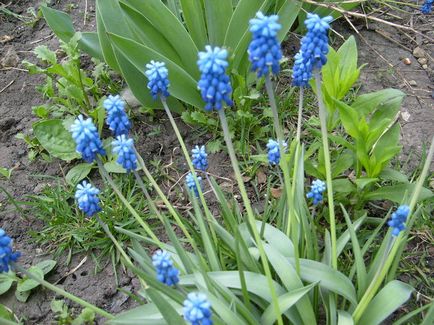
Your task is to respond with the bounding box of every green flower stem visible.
[95,157,161,245]
[76,61,91,114]
[265,75,300,273]
[12,263,114,320]
[218,108,283,325]
[133,170,163,222]
[296,86,304,144]
[353,136,434,322]
[133,148,196,246]
[314,71,337,270]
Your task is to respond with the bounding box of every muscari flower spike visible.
[306,179,326,205]
[248,11,282,77]
[145,60,170,100]
[192,145,208,171]
[197,46,233,111]
[186,172,203,197]
[388,205,410,236]
[421,0,433,14]
[0,229,20,273]
[152,250,180,286]
[292,13,333,87]
[183,292,213,325]
[70,115,106,163]
[112,135,137,173]
[266,139,287,165]
[103,94,131,136]
[75,181,102,217]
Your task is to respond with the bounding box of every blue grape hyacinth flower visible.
[197,46,233,111]
[192,145,208,171]
[183,292,213,325]
[248,11,282,77]
[145,60,170,100]
[0,229,20,273]
[75,181,102,217]
[70,115,106,163]
[388,205,410,236]
[112,135,137,173]
[421,0,433,14]
[152,250,180,286]
[186,172,202,197]
[307,179,326,205]
[103,94,130,136]
[292,13,333,87]
[266,139,287,165]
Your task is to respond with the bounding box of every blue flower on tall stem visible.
[197,46,233,111]
[266,139,286,165]
[421,0,433,14]
[152,250,180,286]
[307,179,326,205]
[183,292,213,325]
[248,11,282,77]
[103,94,130,136]
[75,181,102,217]
[0,229,20,273]
[186,172,202,197]
[191,145,208,171]
[291,13,333,86]
[388,205,410,236]
[145,61,170,99]
[112,135,137,173]
[70,115,106,163]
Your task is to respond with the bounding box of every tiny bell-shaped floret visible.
[112,135,137,173]
[152,250,180,286]
[75,181,102,217]
[104,94,131,136]
[186,172,203,197]
[388,205,410,236]
[266,139,287,165]
[191,145,208,171]
[0,229,20,273]
[183,292,213,325]
[306,179,326,205]
[70,115,106,163]
[145,60,170,99]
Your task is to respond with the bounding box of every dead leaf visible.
[257,169,266,184]
[270,187,282,199]
[0,35,13,44]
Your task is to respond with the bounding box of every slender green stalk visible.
[296,86,304,144]
[314,71,337,270]
[218,109,283,325]
[12,263,114,320]
[133,170,163,223]
[76,61,91,113]
[265,75,300,273]
[95,157,161,245]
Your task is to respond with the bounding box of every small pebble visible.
[418,58,427,65]
[402,58,411,65]
[413,47,425,59]
[409,80,417,86]
[422,64,428,70]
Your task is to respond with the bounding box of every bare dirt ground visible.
[0,0,433,323]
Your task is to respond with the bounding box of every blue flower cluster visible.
[192,145,208,171]
[421,0,433,14]
[112,135,137,173]
[306,179,326,205]
[145,61,170,99]
[75,181,102,217]
[266,139,286,165]
[186,172,202,197]
[152,250,180,286]
[292,13,333,87]
[388,205,410,236]
[197,46,233,111]
[104,95,130,136]
[248,11,282,77]
[183,292,212,325]
[0,229,20,273]
[70,115,106,163]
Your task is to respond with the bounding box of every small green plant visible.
[0,260,56,302]
[51,299,95,325]
[0,166,16,180]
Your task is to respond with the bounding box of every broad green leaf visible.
[204,0,233,45]
[338,310,354,325]
[364,184,433,203]
[179,0,208,48]
[334,99,362,140]
[336,36,360,98]
[34,45,56,64]
[108,302,172,324]
[354,178,378,190]
[0,276,13,295]
[359,280,413,325]
[122,0,199,77]
[277,0,302,42]
[332,179,355,194]
[65,163,93,185]
[352,89,404,117]
[261,283,317,325]
[108,33,203,109]
[104,161,127,174]
[34,260,57,275]
[0,304,15,322]
[119,2,183,67]
[33,119,79,161]
[17,268,43,293]
[146,288,184,324]
[379,168,408,183]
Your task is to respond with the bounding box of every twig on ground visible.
[29,33,54,45]
[375,29,412,52]
[0,67,28,72]
[84,0,88,26]
[0,79,15,93]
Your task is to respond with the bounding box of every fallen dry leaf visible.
[257,169,267,184]
[0,35,14,44]
[270,187,282,198]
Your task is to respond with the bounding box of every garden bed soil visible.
[0,0,433,323]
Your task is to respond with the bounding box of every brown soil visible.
[0,0,433,324]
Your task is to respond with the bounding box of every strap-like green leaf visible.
[358,280,413,325]
[204,0,233,45]
[179,0,208,48]
[338,310,354,325]
[146,288,185,325]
